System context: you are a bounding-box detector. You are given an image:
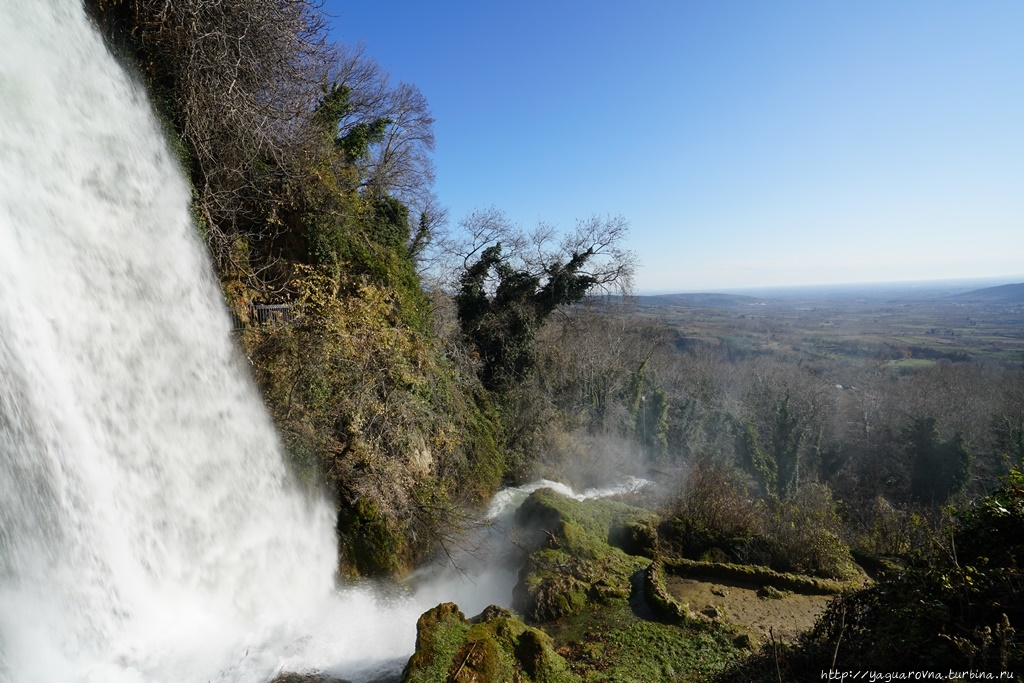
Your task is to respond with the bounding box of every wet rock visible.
[471,604,517,623]
[269,674,351,683]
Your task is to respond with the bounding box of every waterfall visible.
[0,4,655,681]
[0,2,340,681]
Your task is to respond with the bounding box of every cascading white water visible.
[0,2,340,681]
[411,477,652,619]
[0,3,653,681]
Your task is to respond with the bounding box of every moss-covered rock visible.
[336,497,403,576]
[511,489,656,622]
[609,519,659,558]
[401,602,580,683]
[442,490,747,682]
[660,558,851,595]
[756,584,790,600]
[643,561,692,625]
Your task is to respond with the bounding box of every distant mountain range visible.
[634,292,764,308]
[954,282,1024,302]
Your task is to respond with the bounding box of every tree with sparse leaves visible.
[451,211,637,390]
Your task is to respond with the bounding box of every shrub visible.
[758,484,857,580]
[853,495,932,557]
[779,469,1024,675]
[661,460,760,561]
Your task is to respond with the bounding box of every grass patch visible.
[544,602,741,682]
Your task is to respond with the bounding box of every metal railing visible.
[231,303,298,331]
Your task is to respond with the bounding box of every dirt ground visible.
[664,575,835,643]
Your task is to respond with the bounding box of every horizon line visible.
[633,273,1024,297]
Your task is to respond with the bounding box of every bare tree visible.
[87,0,337,269]
[361,82,435,201]
[324,45,436,206]
[430,208,637,296]
[89,2,438,280]
[446,209,637,389]
[430,206,524,286]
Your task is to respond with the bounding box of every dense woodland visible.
[86,1,1024,678]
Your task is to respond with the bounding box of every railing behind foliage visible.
[230,303,297,331]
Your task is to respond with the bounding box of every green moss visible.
[660,558,850,595]
[609,520,659,558]
[643,562,692,625]
[513,489,656,622]
[336,498,403,576]
[454,389,507,498]
[756,585,790,600]
[515,488,657,555]
[403,603,471,683]
[401,603,580,683]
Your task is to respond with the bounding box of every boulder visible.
[401,602,580,683]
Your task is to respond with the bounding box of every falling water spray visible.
[0,2,341,680]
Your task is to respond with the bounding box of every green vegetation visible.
[660,461,857,581]
[908,416,972,503]
[506,489,746,682]
[243,266,505,574]
[545,602,740,682]
[718,469,1024,679]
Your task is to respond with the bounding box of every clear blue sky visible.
[324,1,1024,293]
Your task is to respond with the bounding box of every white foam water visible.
[0,3,650,681]
[410,476,651,621]
[0,2,341,681]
